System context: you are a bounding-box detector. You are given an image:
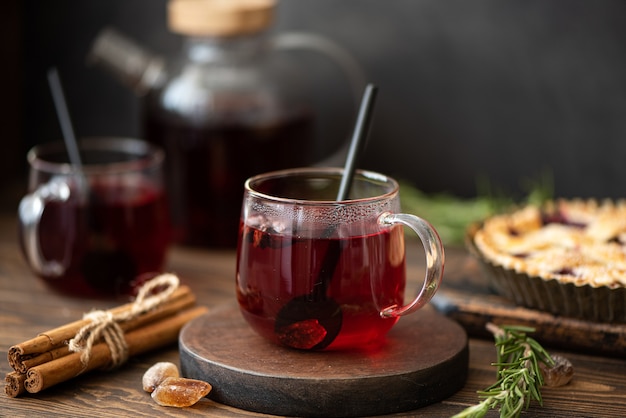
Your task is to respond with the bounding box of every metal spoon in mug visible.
[274,83,378,350]
[47,67,88,196]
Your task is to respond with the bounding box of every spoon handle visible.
[336,84,377,201]
[312,239,342,300]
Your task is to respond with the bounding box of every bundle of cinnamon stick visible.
[4,276,207,398]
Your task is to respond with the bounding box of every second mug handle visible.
[18,176,72,277]
[377,212,445,317]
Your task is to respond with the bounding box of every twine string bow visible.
[68,273,180,369]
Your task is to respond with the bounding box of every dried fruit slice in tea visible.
[276,318,328,350]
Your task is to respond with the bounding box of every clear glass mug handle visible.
[378,212,445,318]
[18,177,71,277]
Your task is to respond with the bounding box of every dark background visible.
[3,0,626,211]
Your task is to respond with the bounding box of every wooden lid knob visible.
[168,0,276,37]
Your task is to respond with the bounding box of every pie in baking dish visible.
[473,199,626,288]
[468,199,626,322]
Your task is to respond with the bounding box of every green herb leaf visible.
[452,324,554,418]
[398,171,553,246]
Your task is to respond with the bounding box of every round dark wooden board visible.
[179,304,468,417]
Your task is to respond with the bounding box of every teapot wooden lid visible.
[179,303,468,417]
[168,0,275,36]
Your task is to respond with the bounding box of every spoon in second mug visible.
[273,83,378,350]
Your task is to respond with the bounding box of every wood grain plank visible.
[434,287,626,357]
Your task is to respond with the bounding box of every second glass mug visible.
[18,137,171,299]
[236,167,445,351]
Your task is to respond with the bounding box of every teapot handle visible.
[271,32,367,116]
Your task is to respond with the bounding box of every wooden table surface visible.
[1,212,626,417]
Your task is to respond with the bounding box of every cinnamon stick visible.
[14,290,195,373]
[8,285,194,372]
[4,372,26,398]
[15,345,70,374]
[24,305,208,394]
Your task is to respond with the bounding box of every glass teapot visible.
[89,0,365,248]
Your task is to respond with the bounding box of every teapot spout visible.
[88,27,166,96]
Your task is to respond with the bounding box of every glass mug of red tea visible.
[236,167,444,351]
[18,137,170,299]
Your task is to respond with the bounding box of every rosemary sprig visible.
[453,323,555,418]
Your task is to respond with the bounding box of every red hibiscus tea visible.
[19,138,170,299]
[237,223,406,351]
[235,168,445,351]
[29,179,169,298]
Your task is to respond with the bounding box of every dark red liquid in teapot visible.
[236,223,406,350]
[21,179,170,298]
[143,111,314,248]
